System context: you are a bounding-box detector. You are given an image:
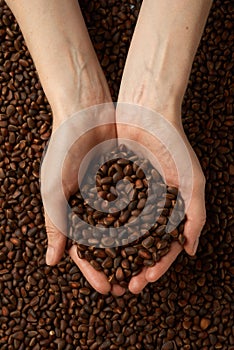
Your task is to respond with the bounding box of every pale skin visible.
[6,0,212,295]
[117,0,212,293]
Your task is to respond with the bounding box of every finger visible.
[111,284,126,296]
[69,245,111,295]
[45,212,67,265]
[183,192,206,256]
[128,267,148,294]
[145,241,182,283]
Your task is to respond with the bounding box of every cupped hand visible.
[40,105,125,296]
[116,103,206,294]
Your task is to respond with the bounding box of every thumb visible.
[69,245,111,294]
[45,211,67,265]
[183,192,206,256]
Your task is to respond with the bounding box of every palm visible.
[116,107,205,294]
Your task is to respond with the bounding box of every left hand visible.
[116,105,206,294]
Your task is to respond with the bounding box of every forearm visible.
[6,0,111,122]
[118,0,212,121]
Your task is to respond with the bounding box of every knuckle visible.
[45,224,59,239]
[147,275,157,283]
[195,171,206,189]
[200,213,207,227]
[200,205,207,223]
[40,176,60,195]
[200,173,206,187]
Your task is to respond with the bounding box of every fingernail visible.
[192,237,199,255]
[46,246,55,265]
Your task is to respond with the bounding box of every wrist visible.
[48,63,112,128]
[118,81,183,127]
[118,49,186,126]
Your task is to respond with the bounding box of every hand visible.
[41,104,125,296]
[116,104,206,294]
[114,0,209,293]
